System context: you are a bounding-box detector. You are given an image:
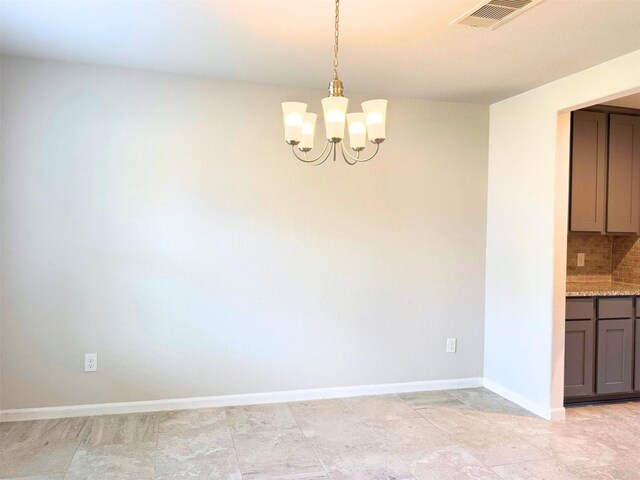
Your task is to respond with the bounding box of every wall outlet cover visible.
[446,338,457,353]
[577,253,585,267]
[84,353,97,372]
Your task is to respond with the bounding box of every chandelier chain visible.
[282,0,386,166]
[333,0,340,80]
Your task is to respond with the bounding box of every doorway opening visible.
[554,88,640,414]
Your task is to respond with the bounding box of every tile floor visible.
[2,388,640,479]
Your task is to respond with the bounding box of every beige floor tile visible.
[0,440,79,478]
[404,445,500,480]
[564,402,636,422]
[303,416,411,479]
[367,416,454,454]
[617,407,640,423]
[479,410,555,436]
[577,418,640,457]
[81,412,158,447]
[453,430,549,467]
[288,399,357,422]
[225,404,297,434]
[289,399,361,433]
[308,436,388,467]
[274,477,328,480]
[398,390,466,408]
[300,417,382,455]
[622,400,640,414]
[526,432,627,469]
[65,441,156,480]
[448,388,528,415]
[156,426,240,479]
[417,403,505,436]
[578,460,640,480]
[229,477,326,480]
[317,443,414,480]
[2,476,65,480]
[491,458,583,479]
[233,428,325,479]
[343,394,419,422]
[154,473,241,479]
[520,418,592,438]
[158,407,227,434]
[4,391,640,479]
[1,417,86,449]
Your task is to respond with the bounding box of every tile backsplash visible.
[612,235,640,284]
[567,233,640,283]
[566,233,612,281]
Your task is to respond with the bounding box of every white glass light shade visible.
[300,113,317,149]
[321,96,349,140]
[281,102,307,143]
[361,99,387,141]
[347,113,367,150]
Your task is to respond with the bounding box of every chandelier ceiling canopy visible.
[281,0,388,166]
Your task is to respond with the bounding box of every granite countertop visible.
[566,281,640,297]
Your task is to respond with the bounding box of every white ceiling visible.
[1,0,639,104]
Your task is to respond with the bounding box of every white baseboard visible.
[483,378,566,420]
[0,376,483,422]
[548,407,566,421]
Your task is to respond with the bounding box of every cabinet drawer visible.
[566,298,594,320]
[598,298,633,319]
[636,298,640,318]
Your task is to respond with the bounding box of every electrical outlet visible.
[84,353,97,372]
[446,338,457,353]
[577,253,585,267]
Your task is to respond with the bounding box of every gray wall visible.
[0,56,489,409]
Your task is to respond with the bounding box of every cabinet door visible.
[570,111,607,232]
[565,320,595,397]
[596,318,634,394]
[606,114,640,233]
[636,318,640,391]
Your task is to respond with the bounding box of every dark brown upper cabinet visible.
[569,110,640,234]
[570,111,607,232]
[607,114,640,233]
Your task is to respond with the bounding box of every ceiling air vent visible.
[451,0,544,29]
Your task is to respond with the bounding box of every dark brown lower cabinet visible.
[636,318,640,391]
[596,318,634,394]
[564,320,595,397]
[566,296,640,402]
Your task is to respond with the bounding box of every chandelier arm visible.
[312,143,335,166]
[291,140,331,163]
[340,142,381,164]
[291,141,334,166]
[340,144,358,165]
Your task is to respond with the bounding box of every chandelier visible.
[281,0,388,166]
